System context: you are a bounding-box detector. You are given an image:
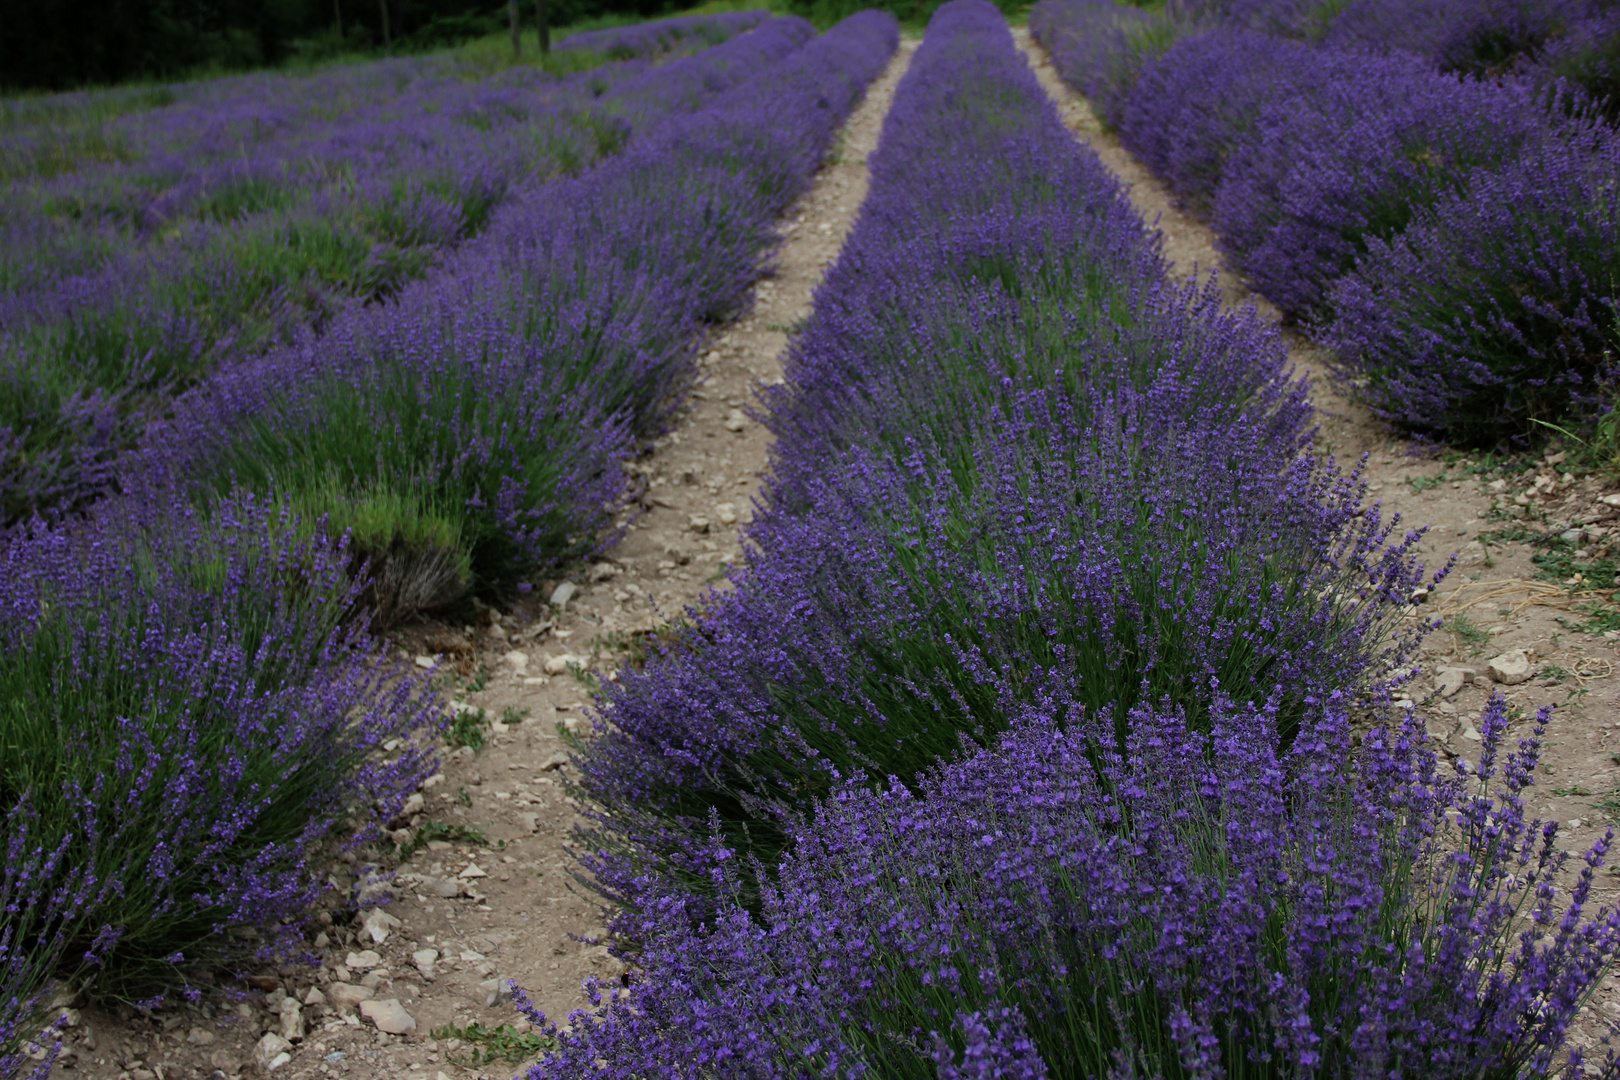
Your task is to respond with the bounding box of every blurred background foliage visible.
[0,0,766,92]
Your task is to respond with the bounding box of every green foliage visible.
[431,1021,556,1065]
[447,707,490,752]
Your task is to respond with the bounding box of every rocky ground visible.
[44,28,1620,1080]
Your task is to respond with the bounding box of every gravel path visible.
[53,36,920,1080]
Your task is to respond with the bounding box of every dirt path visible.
[1016,27,1620,1052]
[52,38,919,1080]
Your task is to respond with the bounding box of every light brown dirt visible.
[50,38,919,1080]
[1017,26,1620,1055]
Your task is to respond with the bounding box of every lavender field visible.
[5,0,1620,1077]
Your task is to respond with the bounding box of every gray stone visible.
[417,876,460,899]
[412,948,438,980]
[501,649,529,674]
[345,949,382,970]
[327,983,374,1014]
[359,998,417,1035]
[359,909,402,945]
[1434,667,1474,698]
[479,977,507,1008]
[550,581,578,608]
[1487,649,1534,685]
[253,1033,292,1072]
[278,999,305,1043]
[302,987,326,1007]
[724,410,747,433]
[185,1026,216,1046]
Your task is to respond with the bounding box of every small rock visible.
[1461,725,1483,742]
[724,410,746,432]
[417,876,460,898]
[278,999,305,1043]
[1601,493,1620,508]
[540,752,570,771]
[421,773,445,789]
[544,654,582,675]
[412,949,439,979]
[359,998,417,1036]
[517,812,539,833]
[345,950,382,970]
[501,650,529,674]
[687,515,711,533]
[1433,668,1474,699]
[132,1069,156,1080]
[458,863,488,880]
[715,502,738,526]
[247,974,281,992]
[185,1027,216,1046]
[303,988,326,1007]
[550,581,578,608]
[414,655,436,669]
[327,984,374,1014]
[360,971,384,989]
[360,909,402,945]
[400,792,425,817]
[1487,649,1534,685]
[253,1033,292,1073]
[590,563,618,582]
[1561,528,1586,543]
[479,978,507,1008]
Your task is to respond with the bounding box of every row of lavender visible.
[0,16,897,1079]
[524,3,1620,1075]
[1032,0,1620,448]
[0,11,768,524]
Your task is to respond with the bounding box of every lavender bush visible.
[535,696,1620,1079]
[129,13,898,622]
[556,10,769,57]
[0,14,768,523]
[0,488,439,1027]
[1029,0,1189,132]
[1327,133,1620,444]
[573,0,1432,918]
[1212,63,1581,320]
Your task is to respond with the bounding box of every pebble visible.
[1433,667,1474,698]
[185,1027,216,1046]
[544,654,583,675]
[1487,649,1534,685]
[345,949,382,970]
[479,977,507,1007]
[417,876,461,898]
[688,514,711,533]
[303,987,326,1007]
[501,649,529,674]
[715,502,738,526]
[327,983,375,1014]
[360,908,402,944]
[254,1033,292,1072]
[412,948,439,979]
[541,752,570,771]
[360,998,417,1035]
[458,863,488,879]
[550,581,578,608]
[414,655,436,669]
[278,998,305,1042]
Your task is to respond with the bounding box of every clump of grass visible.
[432,1020,555,1065]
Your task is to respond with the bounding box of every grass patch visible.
[431,1021,555,1066]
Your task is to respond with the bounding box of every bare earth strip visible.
[1015,27,1620,1054]
[59,38,920,1080]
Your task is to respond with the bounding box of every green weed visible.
[431,1021,555,1066]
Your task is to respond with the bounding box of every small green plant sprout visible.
[1406,473,1445,492]
[431,1021,555,1065]
[564,658,600,691]
[1553,785,1594,798]
[394,820,489,861]
[1444,612,1491,656]
[447,706,489,751]
[499,706,530,726]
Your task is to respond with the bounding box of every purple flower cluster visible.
[0,13,765,522]
[533,695,1620,1079]
[0,487,440,1070]
[1033,0,1620,441]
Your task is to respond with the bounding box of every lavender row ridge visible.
[0,14,898,1074]
[1032,0,1620,446]
[526,3,1618,1074]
